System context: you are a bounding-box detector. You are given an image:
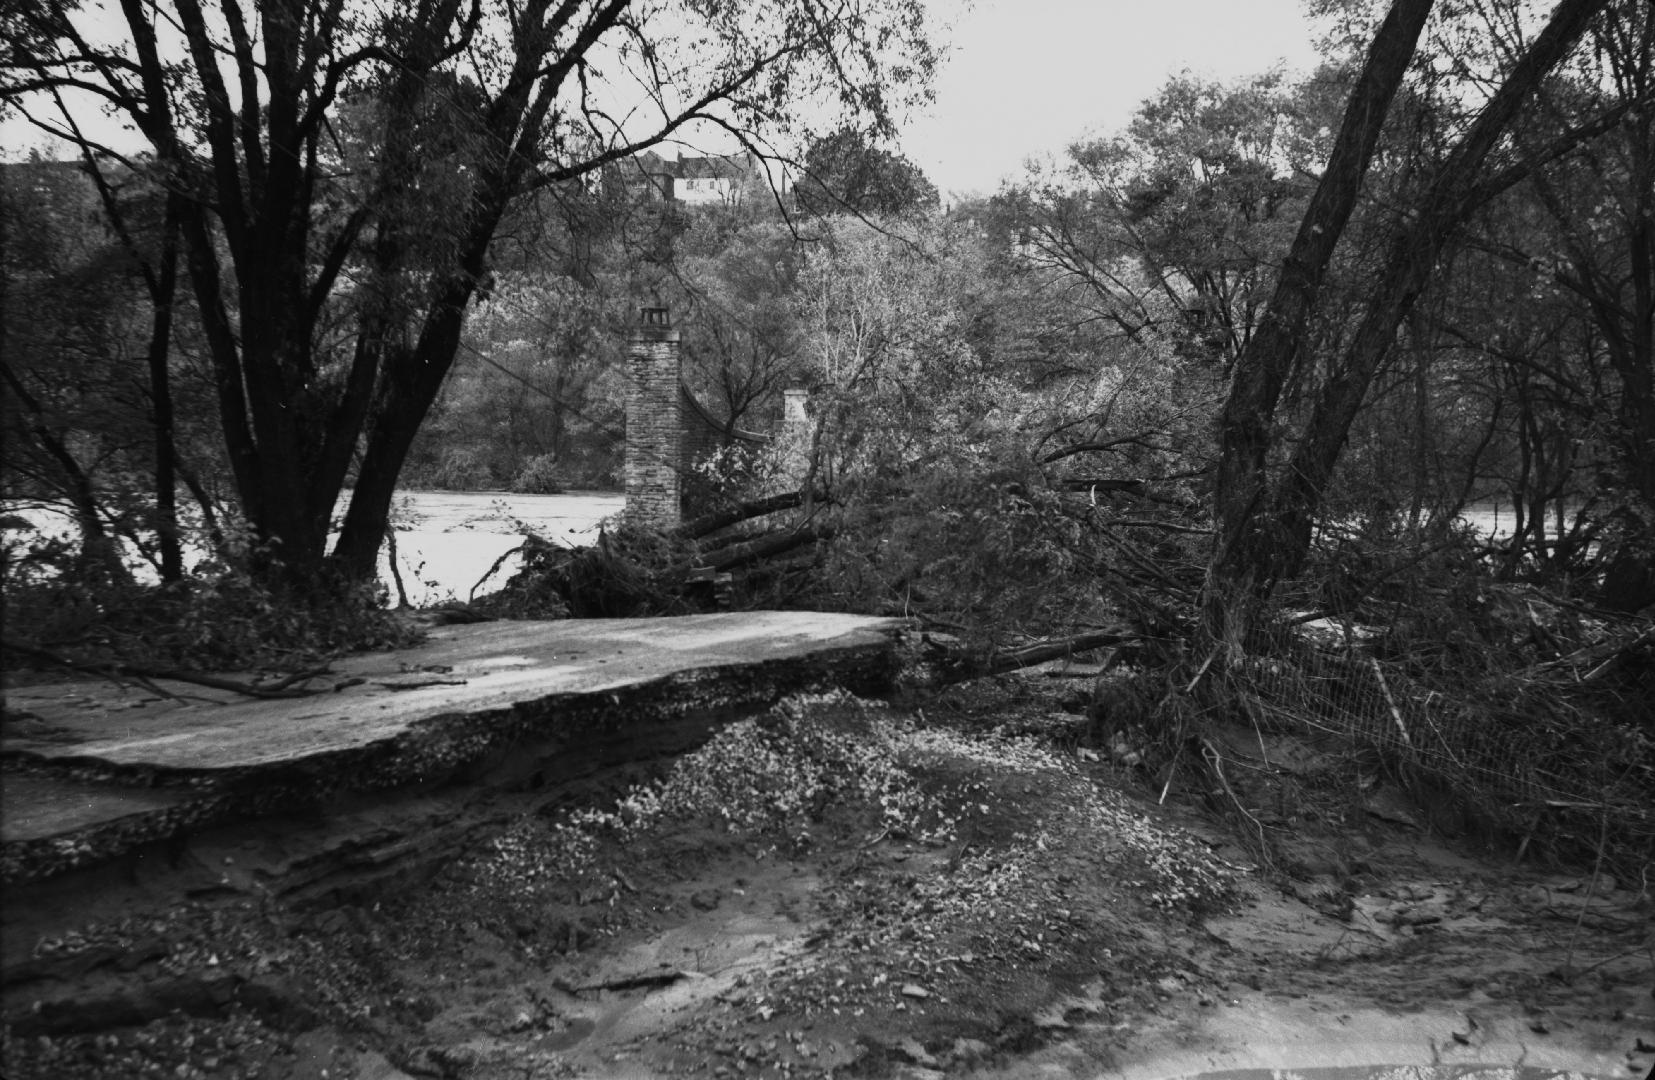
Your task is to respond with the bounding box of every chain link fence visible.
[1211,613,1653,885]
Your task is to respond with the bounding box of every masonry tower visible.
[625,306,681,527]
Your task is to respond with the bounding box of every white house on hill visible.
[606,150,784,207]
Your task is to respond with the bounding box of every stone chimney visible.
[626,306,681,528]
[780,387,811,483]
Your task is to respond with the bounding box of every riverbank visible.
[2,490,625,608]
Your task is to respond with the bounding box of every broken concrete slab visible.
[2,612,907,883]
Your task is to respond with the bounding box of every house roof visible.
[675,153,748,181]
[620,151,750,180]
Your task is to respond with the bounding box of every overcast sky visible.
[906,0,1324,196]
[2,0,1325,194]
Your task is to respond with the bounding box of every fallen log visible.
[677,489,829,541]
[930,629,1143,684]
[699,522,837,573]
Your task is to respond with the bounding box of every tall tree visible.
[1002,72,1316,369]
[4,0,934,588]
[1529,3,1655,604]
[1204,0,1618,648]
[0,157,193,581]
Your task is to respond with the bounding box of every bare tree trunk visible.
[1206,0,1613,651]
[1205,0,1436,649]
[331,267,494,583]
[1260,0,1612,586]
[146,193,185,582]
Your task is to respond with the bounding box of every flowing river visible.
[5,491,1552,610]
[3,490,625,609]
[375,490,624,606]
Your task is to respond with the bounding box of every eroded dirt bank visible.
[3,681,1650,1080]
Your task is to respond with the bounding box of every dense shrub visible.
[408,446,497,491]
[2,532,422,673]
[509,453,565,494]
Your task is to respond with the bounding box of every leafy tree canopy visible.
[1,0,937,588]
[794,127,939,217]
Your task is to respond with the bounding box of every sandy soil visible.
[3,680,1650,1080]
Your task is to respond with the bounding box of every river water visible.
[3,492,1555,610]
[378,490,624,606]
[3,490,625,609]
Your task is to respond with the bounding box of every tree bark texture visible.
[1263,0,1615,581]
[1205,0,1436,644]
[1205,0,1614,648]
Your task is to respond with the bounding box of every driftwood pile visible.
[452,488,1149,685]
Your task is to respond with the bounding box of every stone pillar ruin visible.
[783,388,809,427]
[625,306,682,528]
[780,387,812,483]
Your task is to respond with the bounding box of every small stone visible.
[898,1038,939,1067]
[899,984,930,999]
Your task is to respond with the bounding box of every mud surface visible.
[2,680,1650,1080]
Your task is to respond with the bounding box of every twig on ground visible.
[1563,808,1612,977]
[1201,738,1268,862]
[254,665,334,691]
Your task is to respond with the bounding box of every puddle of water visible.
[1125,1000,1639,1080]
[1181,1068,1615,1080]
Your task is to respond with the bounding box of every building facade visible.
[604,149,784,208]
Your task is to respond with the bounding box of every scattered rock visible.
[898,1037,939,1067]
